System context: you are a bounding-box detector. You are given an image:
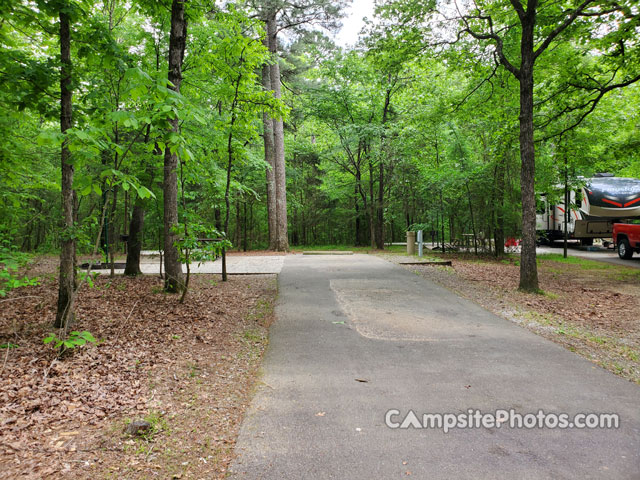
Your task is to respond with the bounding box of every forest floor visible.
[0,257,277,479]
[3,248,639,478]
[380,250,640,385]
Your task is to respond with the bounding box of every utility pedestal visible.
[407,231,416,255]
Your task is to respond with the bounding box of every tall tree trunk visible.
[124,202,144,276]
[123,190,129,253]
[356,165,368,246]
[109,184,118,277]
[465,182,478,254]
[222,130,233,282]
[518,17,539,292]
[243,201,248,252]
[222,48,244,280]
[267,17,288,251]
[235,199,241,248]
[262,56,277,250]
[375,161,384,249]
[55,8,75,329]
[125,126,157,275]
[214,206,221,230]
[163,0,187,292]
[368,159,375,248]
[376,86,392,250]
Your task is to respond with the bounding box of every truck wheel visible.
[618,238,633,259]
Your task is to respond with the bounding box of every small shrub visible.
[43,330,97,350]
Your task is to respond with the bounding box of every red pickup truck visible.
[613,223,640,259]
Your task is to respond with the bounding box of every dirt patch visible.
[381,252,640,384]
[0,272,276,479]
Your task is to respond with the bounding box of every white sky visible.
[334,0,376,47]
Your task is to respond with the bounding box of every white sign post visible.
[417,230,423,258]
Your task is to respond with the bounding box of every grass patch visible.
[122,409,169,455]
[538,253,640,282]
[537,253,612,270]
[517,309,639,383]
[247,295,275,327]
[613,269,640,282]
[242,328,264,343]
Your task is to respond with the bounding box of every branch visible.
[450,63,499,113]
[533,0,597,59]
[508,0,526,20]
[540,72,640,141]
[455,2,520,78]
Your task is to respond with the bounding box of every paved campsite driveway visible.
[230,254,640,479]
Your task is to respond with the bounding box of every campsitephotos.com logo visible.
[385,409,620,433]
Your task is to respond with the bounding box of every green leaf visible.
[80,331,97,342]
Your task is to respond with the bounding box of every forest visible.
[1,0,639,316]
[2,1,640,477]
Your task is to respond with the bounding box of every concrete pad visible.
[94,255,285,275]
[230,254,640,479]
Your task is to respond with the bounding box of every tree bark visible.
[163,0,187,292]
[222,126,233,282]
[517,15,539,292]
[243,200,248,252]
[375,161,384,249]
[108,184,118,277]
[125,125,157,275]
[267,17,289,251]
[214,206,221,231]
[124,202,144,276]
[368,158,376,248]
[262,60,278,250]
[235,199,241,248]
[376,86,392,250]
[54,8,75,329]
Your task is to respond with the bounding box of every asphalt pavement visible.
[230,254,640,479]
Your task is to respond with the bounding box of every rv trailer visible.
[536,174,640,245]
